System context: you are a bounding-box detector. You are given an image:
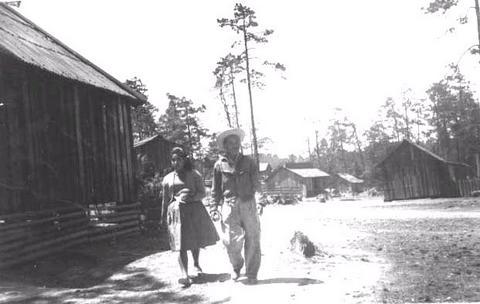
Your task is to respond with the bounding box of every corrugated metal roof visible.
[0,4,145,102]
[287,168,330,178]
[337,173,363,184]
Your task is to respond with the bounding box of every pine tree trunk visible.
[474,0,480,176]
[220,86,232,128]
[230,74,240,128]
[475,0,480,51]
[242,19,259,167]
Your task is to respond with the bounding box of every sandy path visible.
[10,198,480,303]
[0,200,391,304]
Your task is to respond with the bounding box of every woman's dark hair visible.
[171,147,193,171]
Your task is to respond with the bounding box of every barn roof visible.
[265,166,330,183]
[287,168,330,178]
[285,162,314,169]
[134,134,176,148]
[376,139,470,168]
[337,173,364,184]
[0,4,146,103]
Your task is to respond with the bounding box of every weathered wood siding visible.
[379,143,458,201]
[135,137,176,178]
[266,168,303,190]
[0,54,136,214]
[266,168,328,197]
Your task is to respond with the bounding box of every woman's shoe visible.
[194,265,204,277]
[232,269,241,281]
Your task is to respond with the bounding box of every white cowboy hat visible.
[216,128,245,150]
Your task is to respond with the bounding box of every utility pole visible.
[315,131,321,167]
[307,137,312,161]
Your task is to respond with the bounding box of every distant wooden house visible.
[259,162,272,180]
[265,162,330,197]
[376,140,472,201]
[0,4,146,267]
[335,173,364,194]
[134,134,176,179]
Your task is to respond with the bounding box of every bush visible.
[137,173,163,233]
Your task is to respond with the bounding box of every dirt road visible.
[1,198,480,303]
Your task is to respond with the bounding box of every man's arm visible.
[211,163,223,204]
[250,159,266,209]
[250,158,261,193]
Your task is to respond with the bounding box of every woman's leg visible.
[178,250,189,280]
[192,248,202,273]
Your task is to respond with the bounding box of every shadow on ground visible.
[2,265,230,304]
[241,277,324,286]
[192,273,231,284]
[0,233,234,303]
[0,233,168,289]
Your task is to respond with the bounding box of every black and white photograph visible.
[1,0,480,303]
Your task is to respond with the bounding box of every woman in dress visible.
[161,147,219,286]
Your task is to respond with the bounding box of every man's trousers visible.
[221,197,261,279]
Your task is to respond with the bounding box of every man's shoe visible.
[178,277,192,287]
[245,277,258,285]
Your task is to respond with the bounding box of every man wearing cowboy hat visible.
[211,128,262,285]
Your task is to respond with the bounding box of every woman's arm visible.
[191,170,206,202]
[160,178,170,225]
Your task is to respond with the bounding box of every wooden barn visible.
[134,134,176,179]
[335,173,364,194]
[265,162,330,197]
[376,140,472,201]
[0,4,146,267]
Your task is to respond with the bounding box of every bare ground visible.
[1,197,480,303]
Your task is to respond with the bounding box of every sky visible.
[12,0,480,157]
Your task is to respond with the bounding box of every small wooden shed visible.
[265,162,330,197]
[0,4,146,267]
[259,162,272,181]
[335,173,364,194]
[376,140,472,201]
[134,134,177,179]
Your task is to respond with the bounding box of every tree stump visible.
[290,231,317,258]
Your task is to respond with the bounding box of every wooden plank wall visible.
[457,178,480,196]
[381,144,458,201]
[0,55,136,215]
[266,168,302,190]
[0,202,141,268]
